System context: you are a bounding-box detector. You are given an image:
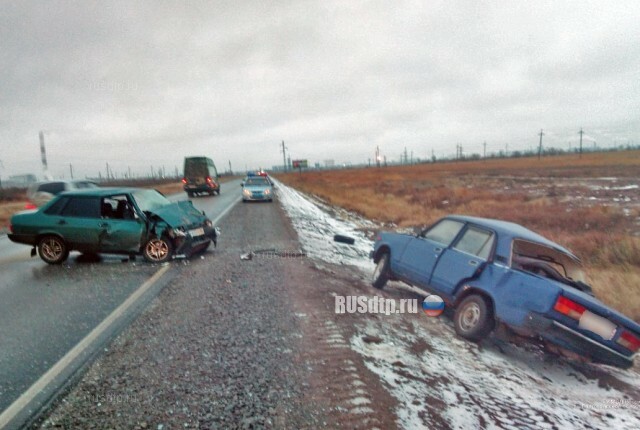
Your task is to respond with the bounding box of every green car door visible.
[97,196,146,253]
[56,196,104,252]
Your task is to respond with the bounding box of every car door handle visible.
[57,220,67,225]
[469,260,479,266]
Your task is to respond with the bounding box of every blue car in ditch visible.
[370,215,640,369]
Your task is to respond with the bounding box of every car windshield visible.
[245,177,269,186]
[131,189,172,212]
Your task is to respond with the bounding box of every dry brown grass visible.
[277,150,640,320]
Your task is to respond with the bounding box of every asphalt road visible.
[0,180,241,415]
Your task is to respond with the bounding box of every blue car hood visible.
[149,201,206,228]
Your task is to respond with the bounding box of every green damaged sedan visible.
[8,188,219,264]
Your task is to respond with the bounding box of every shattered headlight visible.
[204,219,213,227]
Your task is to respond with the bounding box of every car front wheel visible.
[142,237,173,263]
[38,235,69,264]
[454,295,494,341]
[372,252,390,289]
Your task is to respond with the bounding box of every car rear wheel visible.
[372,252,390,289]
[454,295,494,341]
[38,235,69,264]
[142,237,173,263]
[187,192,194,198]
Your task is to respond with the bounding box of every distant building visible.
[324,159,335,168]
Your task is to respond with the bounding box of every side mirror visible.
[241,183,244,187]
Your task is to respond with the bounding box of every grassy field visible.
[277,150,640,321]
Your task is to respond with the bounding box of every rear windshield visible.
[38,182,66,195]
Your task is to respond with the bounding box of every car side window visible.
[453,227,495,260]
[44,197,70,215]
[102,196,136,220]
[60,197,101,218]
[423,220,464,246]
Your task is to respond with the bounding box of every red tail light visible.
[181,178,187,184]
[617,331,640,353]
[206,176,213,183]
[554,296,586,320]
[25,202,37,210]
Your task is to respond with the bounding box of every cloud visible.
[1,0,639,178]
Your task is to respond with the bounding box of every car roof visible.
[57,187,142,197]
[446,215,579,261]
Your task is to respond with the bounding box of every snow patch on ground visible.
[276,179,640,430]
[351,318,640,430]
[275,180,375,272]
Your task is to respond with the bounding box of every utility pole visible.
[39,130,51,180]
[281,140,287,172]
[228,160,233,175]
[538,129,544,159]
[69,163,74,179]
[375,146,380,168]
[579,128,584,158]
[483,141,487,159]
[106,162,111,181]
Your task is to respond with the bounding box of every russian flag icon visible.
[422,295,445,317]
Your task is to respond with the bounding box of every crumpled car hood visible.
[149,201,206,227]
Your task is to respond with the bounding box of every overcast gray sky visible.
[1,0,639,179]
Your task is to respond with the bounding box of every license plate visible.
[579,310,617,340]
[189,227,205,237]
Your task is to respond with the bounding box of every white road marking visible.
[0,195,241,428]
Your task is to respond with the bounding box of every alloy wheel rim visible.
[146,239,169,261]
[42,239,63,260]
[459,302,481,332]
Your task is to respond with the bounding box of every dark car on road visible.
[371,215,640,369]
[26,180,100,208]
[8,188,218,264]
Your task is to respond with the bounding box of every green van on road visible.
[182,156,221,197]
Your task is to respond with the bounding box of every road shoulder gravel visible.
[34,200,399,429]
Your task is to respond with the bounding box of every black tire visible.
[216,187,221,195]
[454,295,494,341]
[372,252,390,289]
[187,192,194,198]
[38,235,69,264]
[142,237,174,263]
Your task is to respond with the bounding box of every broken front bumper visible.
[173,225,219,255]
